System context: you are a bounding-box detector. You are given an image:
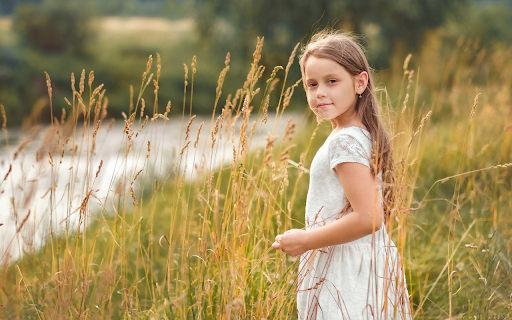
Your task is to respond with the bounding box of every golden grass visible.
[0,34,511,319]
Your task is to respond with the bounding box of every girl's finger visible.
[275,235,282,242]
[272,241,281,250]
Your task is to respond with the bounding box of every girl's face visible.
[303,56,366,126]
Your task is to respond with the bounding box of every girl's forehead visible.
[304,56,348,77]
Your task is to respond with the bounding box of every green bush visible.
[12,1,92,54]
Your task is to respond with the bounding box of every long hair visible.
[299,30,395,219]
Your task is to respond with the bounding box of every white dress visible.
[297,127,412,320]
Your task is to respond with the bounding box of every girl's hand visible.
[271,229,309,257]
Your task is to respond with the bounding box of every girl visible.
[272,31,412,319]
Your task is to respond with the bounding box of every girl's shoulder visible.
[327,126,372,169]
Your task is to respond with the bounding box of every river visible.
[0,111,306,262]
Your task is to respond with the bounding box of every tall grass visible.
[0,34,511,319]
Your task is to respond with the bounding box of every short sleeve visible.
[328,133,370,170]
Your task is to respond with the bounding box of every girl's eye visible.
[308,82,317,87]
[328,79,337,84]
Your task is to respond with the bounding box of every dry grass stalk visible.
[2,164,12,182]
[47,152,53,166]
[470,93,481,120]
[264,133,277,166]
[60,108,66,125]
[192,55,196,75]
[95,160,103,178]
[135,115,148,138]
[238,97,250,157]
[283,119,295,143]
[164,101,171,119]
[185,115,196,142]
[79,69,85,95]
[406,70,414,91]
[108,118,115,131]
[282,79,301,113]
[243,37,264,90]
[401,94,409,114]
[153,79,159,97]
[180,141,191,156]
[13,139,31,161]
[1,104,6,132]
[156,53,161,79]
[129,85,134,113]
[211,115,221,149]
[71,72,76,95]
[183,64,189,88]
[403,53,412,74]
[140,98,146,118]
[145,73,154,88]
[146,55,153,75]
[132,169,144,185]
[267,66,283,84]
[44,72,52,101]
[195,122,204,148]
[285,43,300,75]
[88,70,94,89]
[92,84,104,100]
[101,97,108,120]
[408,110,432,148]
[130,187,138,208]
[262,95,270,124]
[216,53,231,98]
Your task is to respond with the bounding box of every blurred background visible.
[1,0,512,127]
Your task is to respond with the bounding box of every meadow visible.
[1,25,512,320]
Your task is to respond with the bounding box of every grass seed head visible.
[95,160,103,178]
[79,69,85,95]
[140,98,146,118]
[71,72,76,94]
[44,72,52,100]
[156,53,161,79]
[146,55,153,74]
[16,210,31,234]
[185,115,196,142]
[3,164,12,181]
[1,104,6,132]
[403,53,412,74]
[195,122,204,148]
[88,71,94,88]
[285,43,300,75]
[401,94,409,114]
[470,93,482,120]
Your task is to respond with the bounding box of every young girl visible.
[272,31,412,319]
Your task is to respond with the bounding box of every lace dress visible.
[297,127,411,320]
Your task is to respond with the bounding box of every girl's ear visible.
[355,71,369,95]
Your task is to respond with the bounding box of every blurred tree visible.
[195,0,469,69]
[462,1,512,47]
[0,0,43,15]
[12,0,92,54]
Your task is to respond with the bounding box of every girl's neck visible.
[330,112,366,133]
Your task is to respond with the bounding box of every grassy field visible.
[1,29,512,319]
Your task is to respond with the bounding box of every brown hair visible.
[299,30,394,219]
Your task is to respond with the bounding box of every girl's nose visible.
[315,85,327,98]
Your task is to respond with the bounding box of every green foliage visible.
[12,1,92,54]
[194,0,469,70]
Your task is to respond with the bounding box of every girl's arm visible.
[272,161,383,256]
